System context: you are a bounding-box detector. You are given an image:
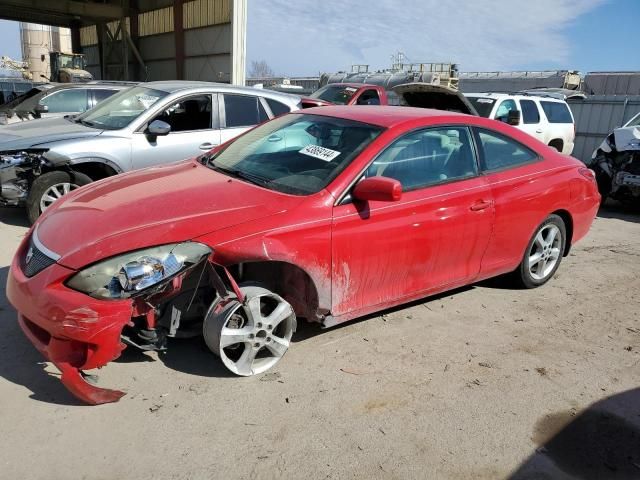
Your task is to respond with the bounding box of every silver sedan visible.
[0,81,302,222]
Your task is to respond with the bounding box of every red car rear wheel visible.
[515,214,566,289]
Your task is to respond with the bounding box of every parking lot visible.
[0,204,638,479]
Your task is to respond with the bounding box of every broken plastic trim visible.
[20,258,240,405]
[18,314,126,405]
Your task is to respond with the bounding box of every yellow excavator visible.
[46,52,93,83]
[1,52,92,83]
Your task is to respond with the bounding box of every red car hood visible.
[37,160,302,269]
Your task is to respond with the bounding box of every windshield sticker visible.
[344,87,358,93]
[476,98,494,103]
[299,144,341,162]
[136,95,160,108]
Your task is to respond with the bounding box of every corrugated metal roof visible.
[584,72,640,95]
[80,18,130,46]
[139,6,174,36]
[80,25,97,46]
[459,70,572,79]
[184,0,231,29]
[81,1,232,45]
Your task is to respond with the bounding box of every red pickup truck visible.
[301,83,388,107]
[301,82,478,116]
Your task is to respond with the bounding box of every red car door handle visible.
[470,200,492,211]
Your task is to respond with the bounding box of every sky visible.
[0,19,21,59]
[247,0,640,76]
[1,0,638,78]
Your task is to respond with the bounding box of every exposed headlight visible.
[67,242,211,299]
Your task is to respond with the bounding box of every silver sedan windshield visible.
[76,86,168,130]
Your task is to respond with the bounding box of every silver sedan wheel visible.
[40,182,79,212]
[527,224,562,281]
[204,287,296,376]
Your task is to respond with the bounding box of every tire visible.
[514,214,566,289]
[26,170,92,224]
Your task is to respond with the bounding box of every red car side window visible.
[365,127,478,191]
[474,128,538,172]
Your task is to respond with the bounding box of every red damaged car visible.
[6,106,600,404]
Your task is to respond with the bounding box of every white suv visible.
[465,92,576,154]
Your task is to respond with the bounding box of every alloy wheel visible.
[527,224,562,281]
[40,182,80,212]
[204,288,296,376]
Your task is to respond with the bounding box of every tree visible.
[249,60,275,79]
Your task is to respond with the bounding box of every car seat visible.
[442,137,476,179]
[377,131,453,189]
[182,99,210,131]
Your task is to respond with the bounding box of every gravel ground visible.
[0,204,638,480]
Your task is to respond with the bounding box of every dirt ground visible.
[0,204,639,480]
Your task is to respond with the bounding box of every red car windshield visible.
[309,85,359,105]
[204,113,383,195]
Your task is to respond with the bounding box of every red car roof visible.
[298,105,469,128]
[328,83,377,88]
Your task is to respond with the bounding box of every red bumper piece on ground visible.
[59,363,125,405]
[18,315,126,405]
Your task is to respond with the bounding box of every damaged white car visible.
[589,111,640,206]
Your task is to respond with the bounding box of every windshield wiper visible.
[206,160,272,187]
[77,119,96,128]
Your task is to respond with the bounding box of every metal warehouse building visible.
[0,0,247,84]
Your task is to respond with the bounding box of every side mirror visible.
[34,104,49,114]
[353,177,402,202]
[146,119,171,136]
[507,109,521,126]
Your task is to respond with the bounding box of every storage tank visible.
[320,63,459,91]
[19,23,72,82]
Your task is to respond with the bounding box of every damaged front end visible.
[7,236,244,405]
[0,150,47,207]
[590,127,640,206]
[66,243,221,353]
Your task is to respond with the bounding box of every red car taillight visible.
[578,167,597,182]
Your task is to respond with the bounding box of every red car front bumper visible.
[6,242,134,404]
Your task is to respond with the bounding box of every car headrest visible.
[422,132,450,150]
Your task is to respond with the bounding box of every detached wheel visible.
[26,170,92,224]
[203,286,296,376]
[515,214,566,288]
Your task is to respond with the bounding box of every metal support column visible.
[70,20,81,54]
[231,0,247,85]
[96,22,107,80]
[120,0,129,80]
[173,0,184,80]
[120,17,128,80]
